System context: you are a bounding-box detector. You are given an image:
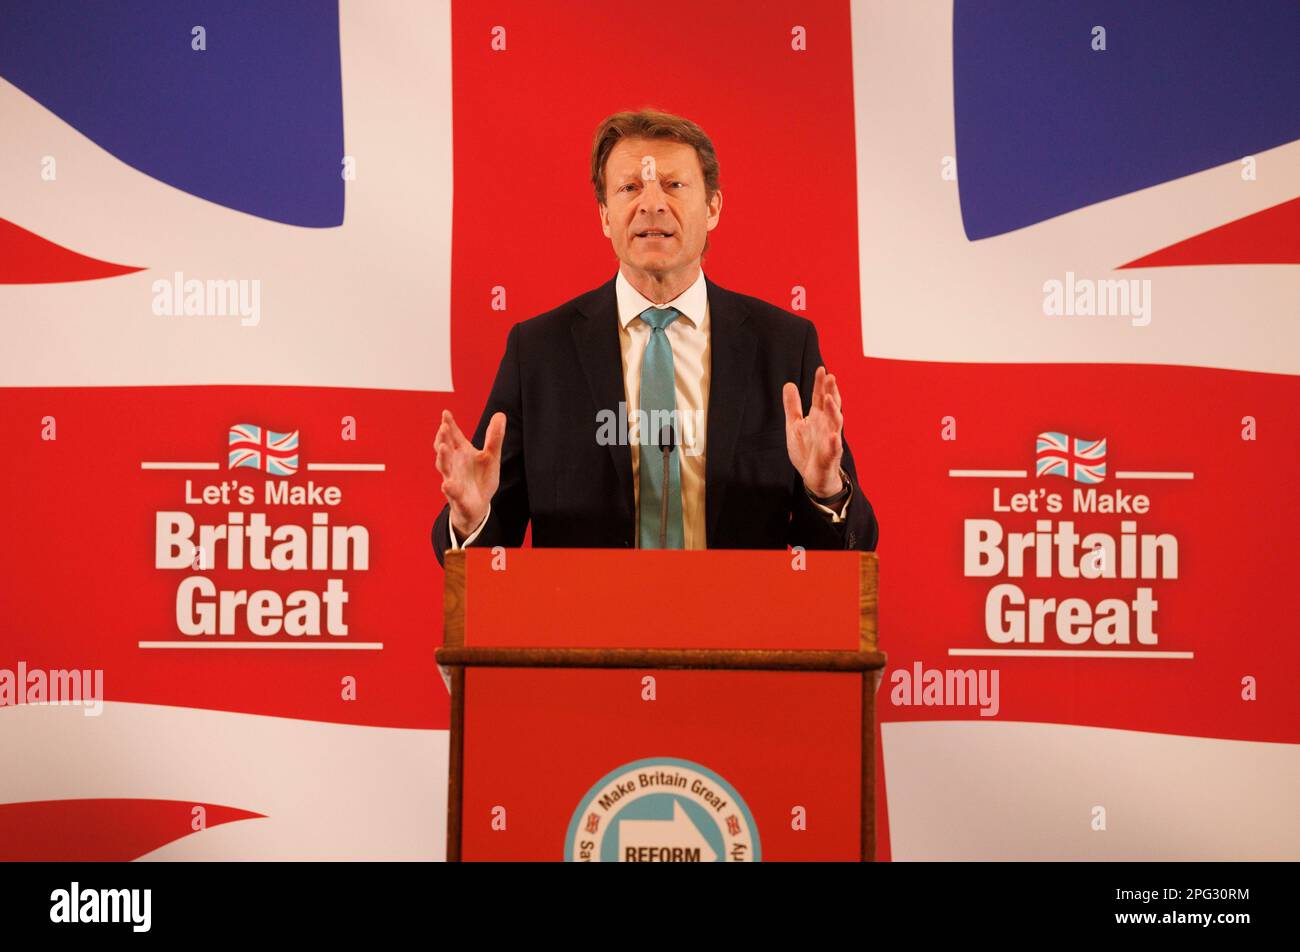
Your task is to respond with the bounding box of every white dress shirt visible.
[448,269,848,549]
[616,267,711,549]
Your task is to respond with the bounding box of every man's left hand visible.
[782,365,845,497]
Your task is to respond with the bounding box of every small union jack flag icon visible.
[228,423,300,477]
[1035,431,1106,484]
[585,813,601,834]
[726,815,741,836]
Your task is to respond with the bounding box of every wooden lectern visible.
[436,548,883,861]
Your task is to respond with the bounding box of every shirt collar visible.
[615,267,708,330]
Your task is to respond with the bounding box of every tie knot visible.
[640,306,680,332]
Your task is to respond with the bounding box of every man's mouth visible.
[635,230,675,239]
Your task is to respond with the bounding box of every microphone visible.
[657,422,676,549]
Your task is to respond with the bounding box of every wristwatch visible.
[806,467,852,507]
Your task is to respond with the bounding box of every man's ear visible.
[705,189,723,232]
[598,202,612,238]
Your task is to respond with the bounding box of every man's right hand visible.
[434,409,506,539]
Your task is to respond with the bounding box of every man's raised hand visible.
[434,409,505,538]
[781,366,845,498]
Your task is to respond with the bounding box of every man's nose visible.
[636,178,669,213]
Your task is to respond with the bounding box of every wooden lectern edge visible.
[436,645,886,671]
[859,551,878,653]
[445,665,465,863]
[861,670,876,862]
[443,549,466,648]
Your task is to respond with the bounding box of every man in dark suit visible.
[432,109,878,566]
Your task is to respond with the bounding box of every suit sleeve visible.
[431,323,531,568]
[785,321,880,552]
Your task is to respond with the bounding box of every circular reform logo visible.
[564,757,760,862]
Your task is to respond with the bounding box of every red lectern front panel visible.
[460,667,863,861]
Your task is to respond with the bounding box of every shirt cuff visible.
[448,503,491,549]
[805,469,852,523]
[809,492,851,523]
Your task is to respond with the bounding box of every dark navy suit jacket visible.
[432,275,879,566]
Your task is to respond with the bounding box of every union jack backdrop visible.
[1,0,1296,862]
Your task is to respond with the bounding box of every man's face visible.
[598,137,722,280]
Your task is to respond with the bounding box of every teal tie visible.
[638,306,685,549]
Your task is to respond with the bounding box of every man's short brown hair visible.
[590,108,721,206]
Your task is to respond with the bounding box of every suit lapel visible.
[703,277,756,545]
[572,278,636,526]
